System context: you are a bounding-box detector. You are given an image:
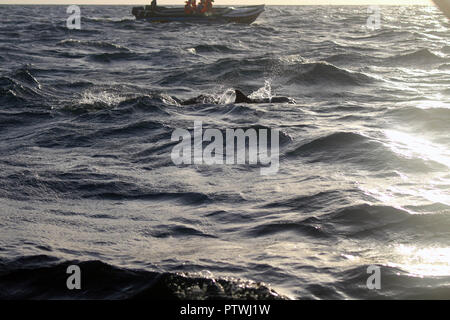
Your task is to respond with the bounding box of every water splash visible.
[218,88,236,104]
[79,90,126,107]
[249,79,273,100]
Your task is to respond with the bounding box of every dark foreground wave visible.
[0,256,287,300]
[2,255,450,300]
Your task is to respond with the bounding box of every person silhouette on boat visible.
[205,0,214,13]
[144,0,157,12]
[197,0,213,14]
[196,0,203,14]
[185,0,197,14]
[151,0,157,11]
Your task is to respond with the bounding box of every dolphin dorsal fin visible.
[235,90,253,103]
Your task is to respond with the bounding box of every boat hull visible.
[132,5,265,24]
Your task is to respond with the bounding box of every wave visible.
[31,117,169,148]
[0,110,52,133]
[63,92,179,114]
[324,52,371,65]
[83,16,136,24]
[184,102,266,118]
[334,264,450,299]
[318,203,450,240]
[19,20,100,37]
[242,201,450,242]
[247,221,331,239]
[442,45,450,53]
[343,29,416,41]
[438,63,450,71]
[58,39,131,52]
[0,167,212,204]
[0,68,47,107]
[285,132,447,172]
[387,49,449,66]
[286,62,375,86]
[88,51,139,63]
[87,191,211,205]
[0,256,287,300]
[158,56,376,88]
[169,123,293,148]
[148,224,217,239]
[287,132,371,154]
[405,202,450,215]
[321,204,410,235]
[261,190,356,212]
[118,95,178,112]
[385,107,450,132]
[157,56,279,86]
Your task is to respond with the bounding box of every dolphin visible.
[234,90,295,104]
[180,90,295,105]
[180,95,217,106]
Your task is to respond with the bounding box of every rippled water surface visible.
[0,5,449,299]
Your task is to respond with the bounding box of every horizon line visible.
[0,3,434,5]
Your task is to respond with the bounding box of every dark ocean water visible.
[0,5,449,300]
